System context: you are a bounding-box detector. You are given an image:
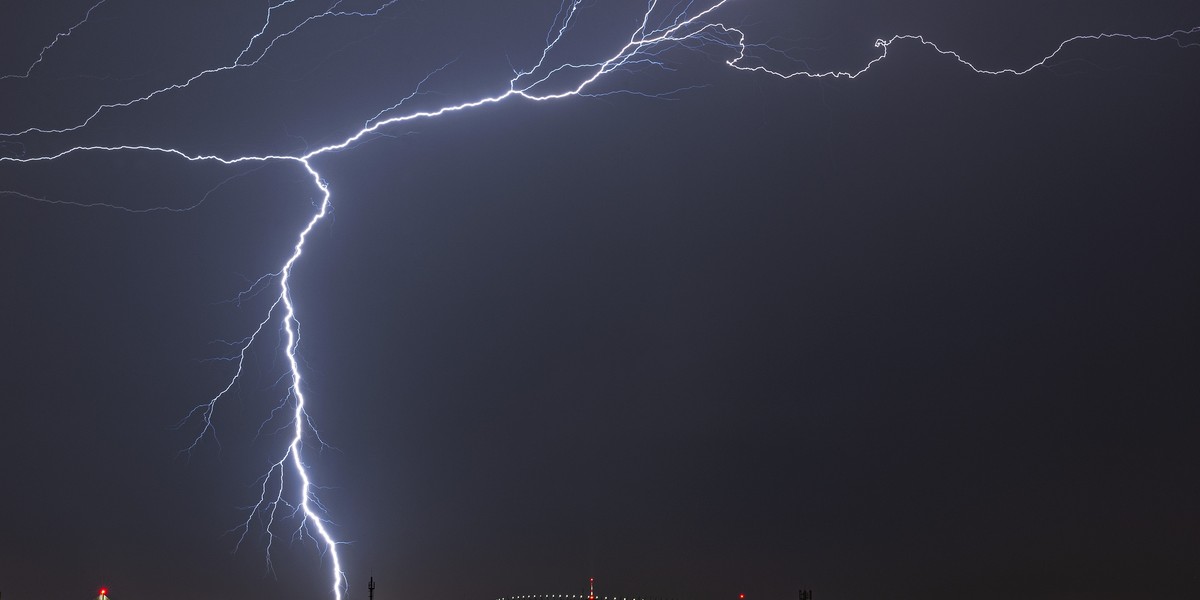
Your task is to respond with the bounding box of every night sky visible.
[2,2,1199,600]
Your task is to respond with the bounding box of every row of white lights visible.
[498,595,663,600]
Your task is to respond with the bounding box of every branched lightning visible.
[2,1,1196,599]
[0,0,401,138]
[0,0,110,81]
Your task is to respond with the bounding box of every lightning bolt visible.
[2,1,1196,599]
[0,0,110,81]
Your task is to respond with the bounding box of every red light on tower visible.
[738,594,745,599]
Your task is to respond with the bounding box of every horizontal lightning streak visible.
[723,26,1200,79]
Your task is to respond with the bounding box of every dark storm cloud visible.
[2,2,1198,600]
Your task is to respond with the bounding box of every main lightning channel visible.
[279,160,342,600]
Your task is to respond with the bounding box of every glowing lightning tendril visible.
[2,1,1196,599]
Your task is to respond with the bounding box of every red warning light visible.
[738,594,745,599]
[99,588,108,596]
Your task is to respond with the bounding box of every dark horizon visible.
[2,2,1199,600]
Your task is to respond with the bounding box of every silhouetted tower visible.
[798,590,812,600]
[369,577,375,600]
[588,578,595,600]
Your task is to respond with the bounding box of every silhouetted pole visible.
[369,577,375,600]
